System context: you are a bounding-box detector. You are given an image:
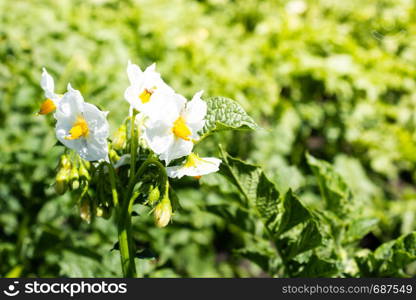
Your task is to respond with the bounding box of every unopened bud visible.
[78,162,91,181]
[55,169,70,195]
[113,124,127,150]
[96,206,112,219]
[79,197,91,223]
[148,185,160,205]
[109,149,120,163]
[82,160,91,170]
[154,196,172,228]
[60,154,71,169]
[69,167,80,190]
[55,154,72,195]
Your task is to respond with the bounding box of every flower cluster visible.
[39,62,221,179]
[124,61,221,177]
[38,61,253,276]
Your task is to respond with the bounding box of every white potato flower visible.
[124,61,174,117]
[167,153,221,179]
[143,90,206,165]
[38,68,62,115]
[55,85,110,162]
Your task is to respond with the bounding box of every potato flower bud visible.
[154,192,172,228]
[148,185,160,205]
[54,154,72,195]
[79,197,91,223]
[109,149,120,164]
[78,162,91,181]
[60,154,72,169]
[96,206,112,219]
[69,167,80,190]
[112,124,127,150]
[55,168,70,195]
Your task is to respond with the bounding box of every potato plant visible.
[1,0,416,278]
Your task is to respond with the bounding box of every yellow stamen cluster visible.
[139,88,154,104]
[65,116,89,140]
[184,153,201,167]
[172,116,192,141]
[38,99,56,115]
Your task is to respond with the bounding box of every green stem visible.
[117,213,136,277]
[111,109,140,278]
[108,163,119,208]
[108,162,136,278]
[107,114,166,278]
[129,110,138,186]
[126,157,167,199]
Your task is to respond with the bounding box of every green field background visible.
[1,0,416,277]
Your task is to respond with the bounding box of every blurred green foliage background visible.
[1,0,416,277]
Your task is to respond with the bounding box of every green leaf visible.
[219,148,281,233]
[206,205,257,233]
[374,232,416,275]
[234,247,276,273]
[201,96,258,138]
[355,250,378,277]
[219,149,325,264]
[219,147,261,206]
[220,149,314,234]
[294,255,340,277]
[306,153,352,218]
[278,189,312,234]
[59,250,102,277]
[356,232,416,276]
[256,172,280,232]
[345,218,379,243]
[276,221,323,260]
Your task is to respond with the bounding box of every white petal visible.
[167,157,221,178]
[166,165,186,179]
[187,121,204,140]
[143,90,181,123]
[172,93,187,114]
[143,121,174,154]
[184,90,207,124]
[55,87,84,119]
[159,139,193,165]
[124,85,143,111]
[145,63,156,72]
[56,124,86,152]
[41,68,54,93]
[84,137,109,161]
[183,91,206,139]
[142,64,174,94]
[185,158,220,176]
[127,61,143,85]
[83,102,110,140]
[195,157,222,174]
